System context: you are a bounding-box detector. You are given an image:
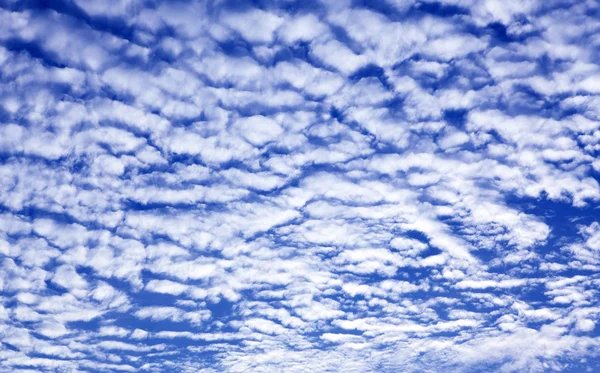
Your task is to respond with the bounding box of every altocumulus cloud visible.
[0,0,600,372]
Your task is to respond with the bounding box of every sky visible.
[0,0,599,372]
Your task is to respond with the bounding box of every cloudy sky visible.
[0,0,600,372]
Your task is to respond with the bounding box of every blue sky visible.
[0,0,599,372]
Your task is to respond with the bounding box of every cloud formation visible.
[0,0,599,372]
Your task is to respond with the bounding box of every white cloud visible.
[145,279,189,296]
[244,318,288,335]
[278,14,328,43]
[232,115,284,146]
[220,9,284,44]
[310,39,367,75]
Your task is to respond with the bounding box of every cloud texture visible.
[0,0,600,372]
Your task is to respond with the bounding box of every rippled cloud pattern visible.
[1,0,600,372]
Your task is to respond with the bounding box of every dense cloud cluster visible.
[0,0,600,372]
